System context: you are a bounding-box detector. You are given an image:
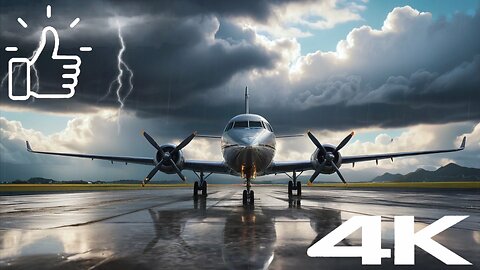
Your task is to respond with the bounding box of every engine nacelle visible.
[310,143,342,174]
[155,143,185,174]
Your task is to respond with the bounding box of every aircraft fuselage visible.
[221,114,276,179]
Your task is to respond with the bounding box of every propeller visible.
[141,131,196,186]
[307,131,354,185]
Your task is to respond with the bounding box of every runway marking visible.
[208,190,238,208]
[48,195,193,229]
[0,194,169,215]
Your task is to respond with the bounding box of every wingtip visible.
[26,141,32,151]
[460,136,466,149]
[140,129,145,136]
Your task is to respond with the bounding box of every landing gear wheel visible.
[201,181,207,196]
[297,181,301,196]
[288,180,293,197]
[193,181,199,198]
[243,190,248,205]
[249,190,254,205]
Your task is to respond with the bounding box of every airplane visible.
[26,87,467,205]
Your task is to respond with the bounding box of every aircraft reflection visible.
[143,209,190,253]
[144,197,343,269]
[222,207,276,270]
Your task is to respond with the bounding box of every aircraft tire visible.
[249,190,254,205]
[288,181,293,197]
[297,181,301,196]
[201,181,207,196]
[193,181,199,197]
[243,190,248,205]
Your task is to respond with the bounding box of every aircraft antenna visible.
[245,86,249,114]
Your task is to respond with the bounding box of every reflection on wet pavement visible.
[0,187,478,269]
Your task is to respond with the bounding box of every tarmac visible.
[0,186,479,269]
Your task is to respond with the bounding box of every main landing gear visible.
[287,170,302,198]
[193,171,211,198]
[242,177,254,206]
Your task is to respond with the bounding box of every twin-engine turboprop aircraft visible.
[26,87,466,205]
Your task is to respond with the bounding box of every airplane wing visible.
[266,161,313,174]
[276,134,304,138]
[26,141,155,166]
[342,136,466,164]
[26,141,232,174]
[184,160,232,174]
[266,136,466,173]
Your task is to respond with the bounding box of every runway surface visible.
[0,186,479,269]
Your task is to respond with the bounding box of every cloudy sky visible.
[1,0,479,182]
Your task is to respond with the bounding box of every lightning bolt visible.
[99,20,134,134]
[1,45,40,101]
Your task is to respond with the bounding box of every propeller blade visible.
[331,162,347,184]
[307,131,327,156]
[143,131,164,154]
[143,163,163,186]
[169,159,186,181]
[308,170,321,185]
[171,132,197,156]
[335,131,354,152]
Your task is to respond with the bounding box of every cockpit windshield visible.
[234,121,248,128]
[249,121,263,128]
[225,119,273,131]
[225,121,234,131]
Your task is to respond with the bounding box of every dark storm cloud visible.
[0,2,479,136]
[276,8,480,132]
[0,0,286,119]
[109,0,306,22]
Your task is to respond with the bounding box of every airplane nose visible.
[238,136,257,147]
[236,129,268,147]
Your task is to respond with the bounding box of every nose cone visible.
[229,129,270,147]
[237,135,258,147]
[222,127,276,176]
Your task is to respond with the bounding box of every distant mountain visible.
[371,163,480,182]
[12,177,57,184]
[370,172,403,183]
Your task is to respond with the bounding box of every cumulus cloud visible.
[233,0,366,38]
[262,6,480,130]
[0,111,155,180]
[294,6,479,80]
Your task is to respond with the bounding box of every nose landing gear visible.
[242,177,254,206]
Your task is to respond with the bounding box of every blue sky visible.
[299,0,480,54]
[0,110,71,135]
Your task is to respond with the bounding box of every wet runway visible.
[0,186,479,269]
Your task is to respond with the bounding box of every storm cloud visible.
[2,3,478,133]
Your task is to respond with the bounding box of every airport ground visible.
[0,185,478,269]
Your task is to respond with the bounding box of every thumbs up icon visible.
[8,26,82,100]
